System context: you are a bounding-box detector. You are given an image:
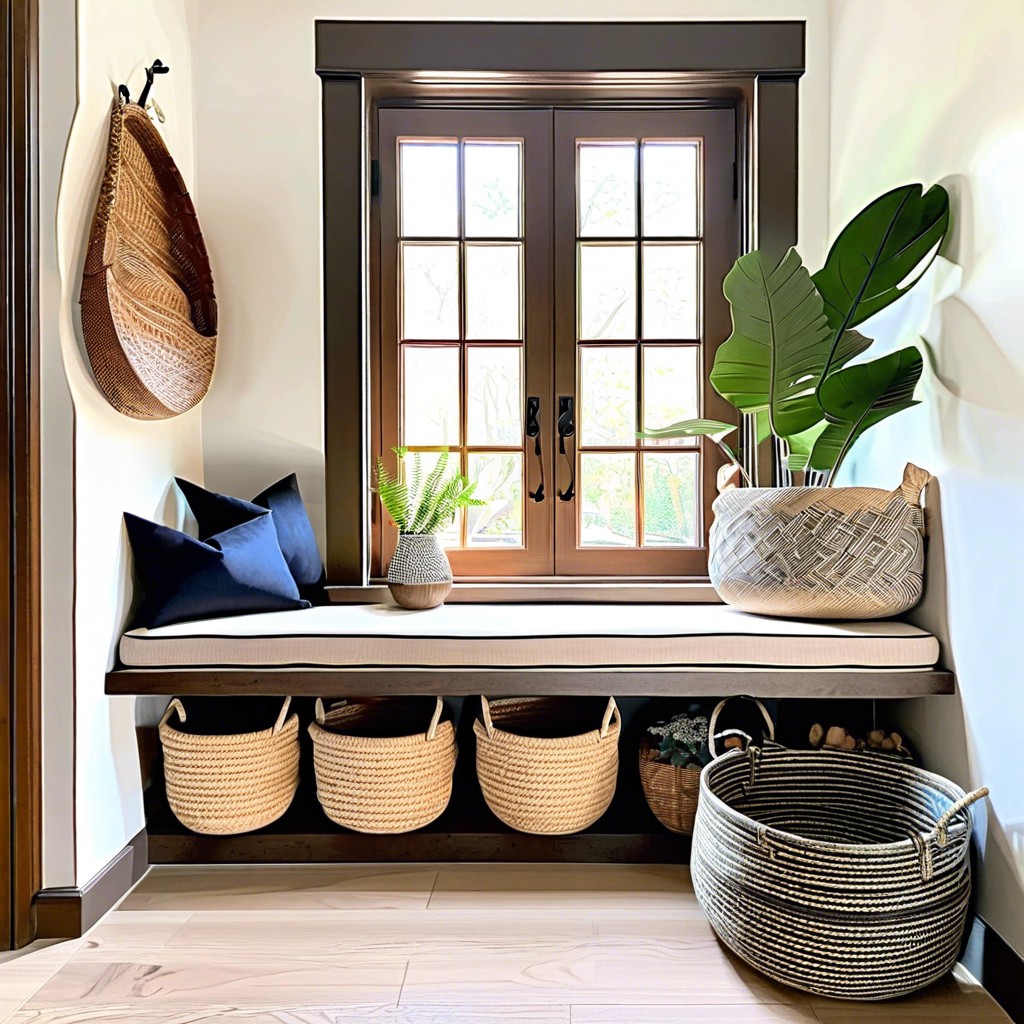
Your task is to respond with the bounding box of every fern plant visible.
[374,447,484,535]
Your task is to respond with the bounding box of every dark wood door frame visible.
[1,0,41,951]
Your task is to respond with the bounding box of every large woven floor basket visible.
[474,696,620,835]
[159,697,299,835]
[709,464,930,619]
[309,696,457,833]
[691,745,988,1000]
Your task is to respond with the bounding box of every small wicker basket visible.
[159,697,299,835]
[309,696,457,834]
[640,697,774,835]
[474,696,620,835]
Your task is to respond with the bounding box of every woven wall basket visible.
[309,696,457,834]
[691,745,988,1000]
[709,463,931,619]
[640,696,774,835]
[159,697,299,835]
[474,696,620,835]
[80,100,217,420]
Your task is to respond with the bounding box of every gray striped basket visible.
[691,745,987,1000]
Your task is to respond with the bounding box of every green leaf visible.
[710,249,833,440]
[809,347,924,477]
[813,184,949,383]
[636,418,736,440]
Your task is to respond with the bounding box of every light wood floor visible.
[0,864,1010,1023]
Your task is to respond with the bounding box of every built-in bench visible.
[108,603,953,865]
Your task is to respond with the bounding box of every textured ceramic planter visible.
[387,533,453,610]
[708,464,930,620]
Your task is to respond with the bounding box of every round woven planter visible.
[691,745,988,1000]
[159,697,299,835]
[387,534,453,609]
[80,101,217,420]
[309,696,457,833]
[640,697,774,835]
[709,463,930,619]
[474,696,620,835]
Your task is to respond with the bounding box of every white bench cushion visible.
[119,603,940,671]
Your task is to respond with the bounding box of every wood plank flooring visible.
[0,864,1010,1023]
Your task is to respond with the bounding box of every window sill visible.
[326,580,721,605]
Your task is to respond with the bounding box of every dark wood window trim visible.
[317,21,804,586]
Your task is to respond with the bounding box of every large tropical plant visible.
[641,184,949,484]
[374,447,484,534]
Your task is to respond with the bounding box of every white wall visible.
[54,0,202,885]
[829,0,1024,955]
[185,0,831,550]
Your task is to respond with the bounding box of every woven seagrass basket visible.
[474,696,620,835]
[80,100,217,420]
[159,697,299,835]
[309,696,457,833]
[640,697,774,835]
[709,464,931,619]
[691,744,988,1000]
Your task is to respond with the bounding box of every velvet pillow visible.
[124,508,309,630]
[178,475,326,602]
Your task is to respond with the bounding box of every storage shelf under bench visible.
[117,603,953,864]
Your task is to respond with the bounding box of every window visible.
[376,107,737,578]
[316,21,804,586]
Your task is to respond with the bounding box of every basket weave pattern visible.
[474,696,620,835]
[709,464,930,619]
[309,697,457,834]
[80,102,217,420]
[159,698,299,835]
[691,745,987,1000]
[638,738,701,835]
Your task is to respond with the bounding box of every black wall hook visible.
[137,58,170,108]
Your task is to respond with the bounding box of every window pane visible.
[643,452,698,547]
[467,452,523,547]
[579,244,637,340]
[400,142,458,237]
[580,453,636,547]
[466,244,522,340]
[465,142,521,238]
[642,143,698,238]
[642,346,700,446]
[467,346,522,446]
[401,243,460,340]
[642,243,699,339]
[579,346,636,447]
[578,143,636,237]
[401,449,460,549]
[402,346,460,445]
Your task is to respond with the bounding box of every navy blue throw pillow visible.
[124,509,309,629]
[178,475,326,602]
[252,474,327,600]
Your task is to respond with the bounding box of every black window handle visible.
[557,395,575,502]
[526,396,545,502]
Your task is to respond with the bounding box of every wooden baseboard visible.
[962,915,1024,1024]
[33,829,148,939]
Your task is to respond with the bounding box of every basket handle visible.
[934,787,989,847]
[426,697,444,741]
[159,697,186,729]
[900,463,933,506]
[272,696,293,735]
[480,695,495,738]
[314,697,328,725]
[707,695,775,759]
[599,697,620,740]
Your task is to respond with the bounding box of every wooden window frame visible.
[316,20,804,587]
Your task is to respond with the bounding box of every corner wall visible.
[828,0,1024,956]
[53,0,202,886]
